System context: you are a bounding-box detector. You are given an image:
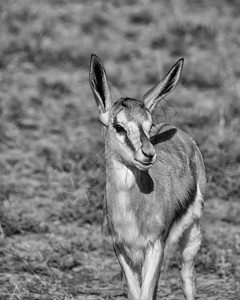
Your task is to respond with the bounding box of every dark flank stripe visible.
[171,136,198,225]
[164,180,197,242]
[173,181,197,223]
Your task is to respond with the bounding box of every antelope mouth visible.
[134,158,153,170]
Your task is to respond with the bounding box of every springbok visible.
[89,54,206,300]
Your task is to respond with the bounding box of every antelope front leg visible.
[114,244,141,300]
[179,223,202,300]
[140,240,164,300]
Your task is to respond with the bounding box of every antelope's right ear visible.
[89,54,112,126]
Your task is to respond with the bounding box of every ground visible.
[0,0,239,299]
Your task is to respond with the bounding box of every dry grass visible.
[0,0,239,299]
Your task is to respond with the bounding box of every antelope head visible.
[89,54,183,171]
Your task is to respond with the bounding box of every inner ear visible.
[143,58,184,112]
[89,54,112,126]
[91,61,108,109]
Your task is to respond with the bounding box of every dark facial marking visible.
[113,114,136,151]
[125,135,136,152]
[139,126,149,143]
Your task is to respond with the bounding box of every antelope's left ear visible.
[89,54,112,126]
[143,58,184,113]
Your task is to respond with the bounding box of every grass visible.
[0,0,239,299]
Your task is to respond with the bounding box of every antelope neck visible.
[106,157,136,191]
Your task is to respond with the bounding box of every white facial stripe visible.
[114,111,151,151]
[142,120,152,137]
[116,110,128,125]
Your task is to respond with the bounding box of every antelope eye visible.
[115,124,125,133]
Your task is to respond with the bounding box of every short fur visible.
[89,54,206,300]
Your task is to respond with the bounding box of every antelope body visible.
[89,54,206,300]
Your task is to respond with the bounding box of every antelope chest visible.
[107,162,142,245]
[109,187,162,265]
[112,190,139,244]
[106,161,163,264]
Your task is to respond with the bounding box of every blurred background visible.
[0,0,239,299]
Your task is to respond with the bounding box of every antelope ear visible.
[150,123,177,145]
[89,54,112,126]
[143,58,184,112]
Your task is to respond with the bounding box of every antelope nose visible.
[141,143,156,158]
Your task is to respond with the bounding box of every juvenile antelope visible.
[89,54,206,300]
